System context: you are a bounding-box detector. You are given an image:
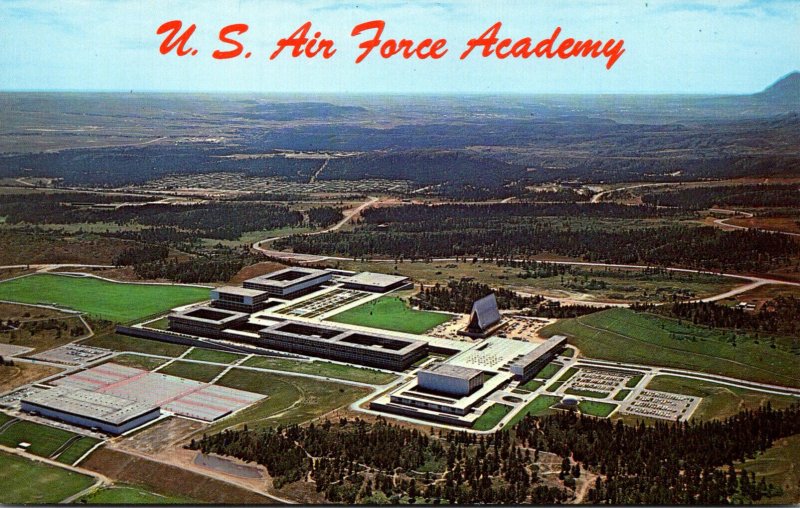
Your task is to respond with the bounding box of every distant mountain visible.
[754,71,800,103]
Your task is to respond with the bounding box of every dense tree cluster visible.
[634,297,800,341]
[190,403,799,505]
[411,280,544,313]
[190,417,569,504]
[306,206,344,227]
[130,246,261,283]
[276,214,798,273]
[0,194,308,241]
[517,404,800,504]
[641,184,800,209]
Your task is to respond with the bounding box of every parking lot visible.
[620,389,700,421]
[30,344,112,365]
[566,367,635,396]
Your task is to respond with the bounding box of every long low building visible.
[21,387,160,435]
[168,306,250,339]
[211,286,273,313]
[418,363,484,396]
[340,272,410,293]
[243,267,331,297]
[258,320,427,371]
[509,335,568,382]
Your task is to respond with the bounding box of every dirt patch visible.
[81,447,279,504]
[0,362,62,392]
[728,217,800,235]
[229,262,288,284]
[194,452,263,479]
[112,417,207,455]
[0,302,73,321]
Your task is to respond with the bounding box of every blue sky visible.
[1,0,798,94]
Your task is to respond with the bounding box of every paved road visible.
[710,207,800,237]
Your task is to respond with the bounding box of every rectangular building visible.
[21,387,160,435]
[211,286,272,313]
[168,306,249,339]
[418,363,484,396]
[509,335,568,382]
[340,272,411,293]
[258,320,427,371]
[243,267,331,298]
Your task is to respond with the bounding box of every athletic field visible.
[327,296,451,334]
[0,274,209,322]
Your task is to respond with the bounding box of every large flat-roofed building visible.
[243,267,331,298]
[509,335,568,382]
[21,387,160,435]
[168,306,249,339]
[211,286,273,313]
[418,363,484,396]
[258,320,427,371]
[340,272,411,293]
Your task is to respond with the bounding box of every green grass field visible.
[473,404,512,431]
[0,419,78,457]
[532,361,563,380]
[578,401,617,417]
[0,274,209,322]
[327,296,452,334]
[78,484,195,504]
[613,389,632,401]
[183,347,245,365]
[81,332,189,357]
[507,395,561,427]
[209,369,368,433]
[0,451,96,504]
[55,436,100,465]
[157,361,226,383]
[565,388,610,399]
[645,375,798,421]
[243,356,398,385]
[626,374,644,388]
[520,379,544,391]
[541,308,800,388]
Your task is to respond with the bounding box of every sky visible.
[1,0,798,94]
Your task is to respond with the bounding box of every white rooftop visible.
[342,272,409,287]
[22,387,158,425]
[447,337,537,372]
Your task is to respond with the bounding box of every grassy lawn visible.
[209,369,369,433]
[578,400,618,417]
[0,274,209,322]
[507,395,562,427]
[327,296,452,334]
[520,379,544,391]
[0,419,77,457]
[78,484,196,504]
[614,389,632,401]
[645,375,798,422]
[541,308,800,388]
[55,436,100,465]
[473,404,512,431]
[158,361,226,383]
[546,381,565,392]
[144,317,170,330]
[243,356,398,385]
[109,354,169,371]
[533,361,563,380]
[0,451,96,504]
[733,434,800,505]
[556,367,578,382]
[626,374,644,388]
[183,347,245,365]
[565,388,610,399]
[81,332,189,357]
